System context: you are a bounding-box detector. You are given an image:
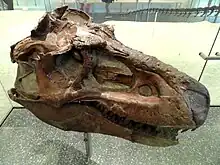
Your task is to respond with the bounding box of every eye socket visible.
[138,85,158,97]
[139,85,152,97]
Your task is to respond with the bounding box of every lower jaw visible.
[129,133,179,147]
[8,88,179,147]
[45,117,179,147]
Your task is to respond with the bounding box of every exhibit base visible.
[0,107,220,165]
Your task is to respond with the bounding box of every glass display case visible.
[0,0,220,165]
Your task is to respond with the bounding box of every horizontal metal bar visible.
[210,105,220,107]
[0,107,13,127]
[199,52,220,60]
[12,107,26,110]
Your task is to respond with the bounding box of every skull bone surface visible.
[8,6,210,147]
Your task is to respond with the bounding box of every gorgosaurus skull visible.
[8,6,210,147]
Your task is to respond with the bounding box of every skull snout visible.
[183,81,210,128]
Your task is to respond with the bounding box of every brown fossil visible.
[8,6,210,147]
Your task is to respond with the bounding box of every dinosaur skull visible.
[8,6,210,147]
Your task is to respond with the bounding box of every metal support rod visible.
[84,132,92,163]
[199,52,220,60]
[198,25,220,81]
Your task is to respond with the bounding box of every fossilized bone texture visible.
[8,6,210,147]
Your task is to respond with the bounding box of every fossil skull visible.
[8,6,210,147]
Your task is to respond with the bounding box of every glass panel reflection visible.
[1,1,220,165]
[1,1,219,23]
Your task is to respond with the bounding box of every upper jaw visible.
[8,81,209,132]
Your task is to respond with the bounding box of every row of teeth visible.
[72,100,154,131]
[72,100,178,140]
